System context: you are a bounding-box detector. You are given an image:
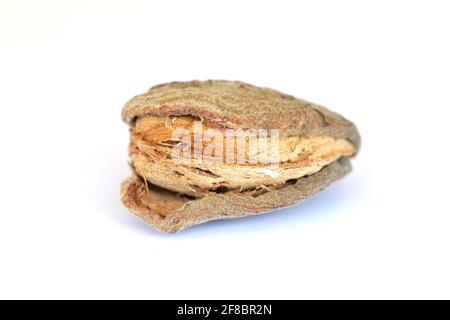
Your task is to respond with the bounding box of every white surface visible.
[1,0,449,300]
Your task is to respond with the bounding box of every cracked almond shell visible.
[121,80,360,232]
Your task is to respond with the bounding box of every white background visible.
[1,0,449,300]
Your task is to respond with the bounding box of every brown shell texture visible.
[121,80,360,232]
[123,80,360,147]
